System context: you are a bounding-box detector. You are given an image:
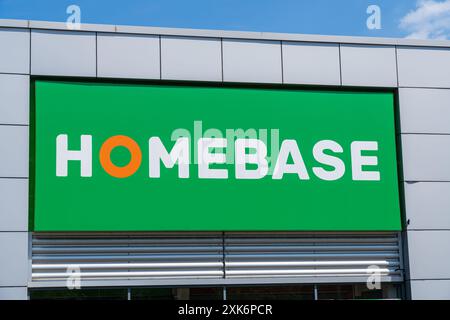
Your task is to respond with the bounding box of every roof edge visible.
[1,18,450,48]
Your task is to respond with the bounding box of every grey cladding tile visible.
[407,230,450,280]
[97,33,160,79]
[282,42,340,85]
[222,39,282,83]
[404,182,450,230]
[31,30,96,77]
[409,280,450,300]
[401,134,450,182]
[0,232,29,286]
[0,74,29,125]
[0,287,27,300]
[397,47,450,88]
[0,178,28,231]
[340,44,397,87]
[0,126,29,178]
[0,28,30,74]
[399,88,450,134]
[161,36,221,81]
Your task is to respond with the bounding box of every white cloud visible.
[400,0,450,39]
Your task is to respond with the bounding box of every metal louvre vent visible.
[32,232,224,282]
[225,232,402,279]
[31,232,402,287]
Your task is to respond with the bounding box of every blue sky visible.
[1,0,449,39]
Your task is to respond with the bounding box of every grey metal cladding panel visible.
[0,28,30,74]
[0,287,27,300]
[30,20,115,33]
[0,232,29,286]
[97,33,160,79]
[340,44,397,87]
[0,126,29,178]
[282,42,340,85]
[409,280,450,300]
[0,179,28,231]
[222,39,282,83]
[404,182,450,230]
[31,30,96,77]
[161,36,222,82]
[399,88,450,134]
[0,74,29,125]
[397,47,450,88]
[407,230,450,280]
[401,134,450,181]
[0,19,28,28]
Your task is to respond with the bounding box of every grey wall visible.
[399,89,450,299]
[397,48,450,299]
[0,27,30,300]
[1,20,450,299]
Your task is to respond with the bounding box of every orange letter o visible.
[99,135,142,178]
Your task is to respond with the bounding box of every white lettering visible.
[149,137,190,178]
[312,140,345,180]
[273,140,310,180]
[235,138,268,179]
[198,138,228,179]
[56,134,92,177]
[351,141,380,181]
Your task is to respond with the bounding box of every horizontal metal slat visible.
[33,270,223,279]
[226,261,399,267]
[226,253,399,260]
[33,245,222,254]
[225,238,399,244]
[33,262,223,270]
[32,253,222,262]
[225,245,399,252]
[226,268,396,276]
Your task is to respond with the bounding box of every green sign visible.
[32,81,401,231]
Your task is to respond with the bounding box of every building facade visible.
[0,19,449,300]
